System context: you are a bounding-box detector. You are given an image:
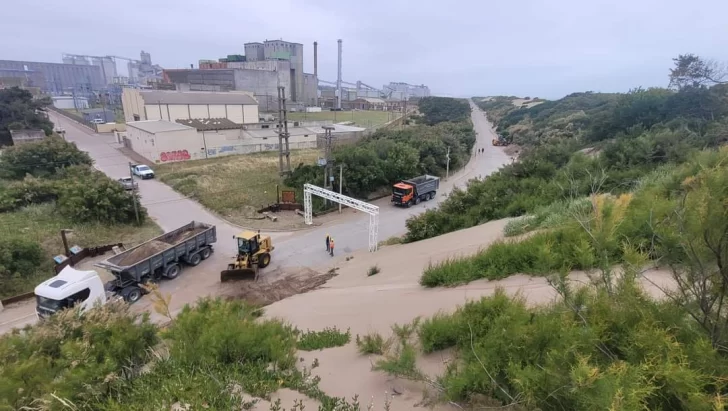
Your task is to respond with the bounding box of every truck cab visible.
[392,182,416,206]
[34,266,107,319]
[130,164,155,179]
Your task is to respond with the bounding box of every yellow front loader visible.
[220,230,274,282]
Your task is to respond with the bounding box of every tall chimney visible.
[314,41,319,107]
[337,39,342,110]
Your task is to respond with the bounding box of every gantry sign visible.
[303,184,379,252]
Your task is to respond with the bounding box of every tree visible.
[669,54,727,90]
[0,87,53,146]
[0,136,93,179]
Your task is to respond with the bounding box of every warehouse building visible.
[121,89,259,124]
[0,60,103,96]
[124,118,364,164]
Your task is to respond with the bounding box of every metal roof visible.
[176,118,241,131]
[139,90,258,106]
[127,120,195,134]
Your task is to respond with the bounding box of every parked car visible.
[54,127,66,134]
[117,177,138,191]
[91,118,105,124]
[130,164,155,179]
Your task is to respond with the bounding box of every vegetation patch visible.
[296,326,351,351]
[367,265,381,276]
[355,332,387,355]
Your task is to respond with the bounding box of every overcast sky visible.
[2,0,727,98]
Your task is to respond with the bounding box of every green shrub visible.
[296,326,351,351]
[0,237,43,281]
[0,136,92,179]
[419,287,728,410]
[418,312,461,353]
[165,298,295,369]
[0,301,158,409]
[356,332,387,355]
[367,265,381,276]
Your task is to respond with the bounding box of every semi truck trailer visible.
[34,221,217,319]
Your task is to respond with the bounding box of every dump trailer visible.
[392,175,440,207]
[94,221,217,303]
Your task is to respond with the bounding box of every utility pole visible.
[277,86,292,176]
[128,162,141,225]
[321,125,335,207]
[445,146,451,180]
[339,163,343,213]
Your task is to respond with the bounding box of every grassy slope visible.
[0,204,161,298]
[154,149,320,224]
[287,110,394,128]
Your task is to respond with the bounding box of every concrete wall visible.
[233,68,290,111]
[303,73,318,107]
[52,96,89,110]
[122,88,146,122]
[96,123,126,133]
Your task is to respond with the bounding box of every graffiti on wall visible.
[160,150,191,162]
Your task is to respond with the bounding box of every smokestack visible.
[314,41,318,107]
[337,39,342,110]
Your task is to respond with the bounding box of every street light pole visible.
[446,146,451,180]
[128,162,141,225]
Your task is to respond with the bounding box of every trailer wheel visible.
[200,247,212,260]
[258,253,271,268]
[165,264,181,279]
[188,253,202,266]
[123,287,143,304]
[428,192,435,201]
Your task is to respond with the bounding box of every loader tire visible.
[258,253,271,269]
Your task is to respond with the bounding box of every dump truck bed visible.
[95,221,216,280]
[403,175,440,194]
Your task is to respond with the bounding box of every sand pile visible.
[164,226,206,245]
[114,240,169,266]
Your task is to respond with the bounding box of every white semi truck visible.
[34,221,217,319]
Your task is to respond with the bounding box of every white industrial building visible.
[52,95,89,110]
[121,89,259,124]
[124,118,365,164]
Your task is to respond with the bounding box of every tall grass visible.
[503,197,591,237]
[421,227,593,287]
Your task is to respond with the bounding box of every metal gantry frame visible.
[303,184,379,252]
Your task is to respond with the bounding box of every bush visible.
[164,298,296,369]
[416,287,728,410]
[418,312,461,353]
[0,301,158,409]
[0,237,44,281]
[367,265,381,276]
[356,332,387,355]
[56,167,145,224]
[0,136,92,179]
[296,327,351,351]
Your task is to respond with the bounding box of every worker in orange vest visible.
[329,237,335,257]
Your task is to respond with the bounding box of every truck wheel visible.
[415,196,421,205]
[406,200,413,208]
[188,253,202,266]
[200,247,212,260]
[123,286,143,303]
[258,253,271,268]
[165,264,181,279]
[429,192,435,200]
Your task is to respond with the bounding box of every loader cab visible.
[34,266,107,319]
[235,231,261,255]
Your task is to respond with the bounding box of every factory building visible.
[383,82,431,100]
[121,89,259,124]
[124,118,364,164]
[0,60,103,96]
[164,39,317,112]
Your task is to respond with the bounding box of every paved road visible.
[0,103,508,332]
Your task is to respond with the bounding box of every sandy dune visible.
[263,218,674,410]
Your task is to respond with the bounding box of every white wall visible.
[125,125,157,162]
[155,129,205,163]
[168,105,189,121]
[226,105,244,123]
[243,104,259,123]
[208,104,226,118]
[121,89,146,122]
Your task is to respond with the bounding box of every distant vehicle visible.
[392,175,440,207]
[130,164,154,179]
[91,118,105,124]
[34,221,217,318]
[54,127,66,134]
[117,177,138,191]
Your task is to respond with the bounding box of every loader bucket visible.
[220,268,258,282]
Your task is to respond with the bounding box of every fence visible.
[47,105,97,132]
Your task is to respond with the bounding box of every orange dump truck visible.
[391,175,440,207]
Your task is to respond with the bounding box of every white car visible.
[130,164,155,179]
[91,118,105,124]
